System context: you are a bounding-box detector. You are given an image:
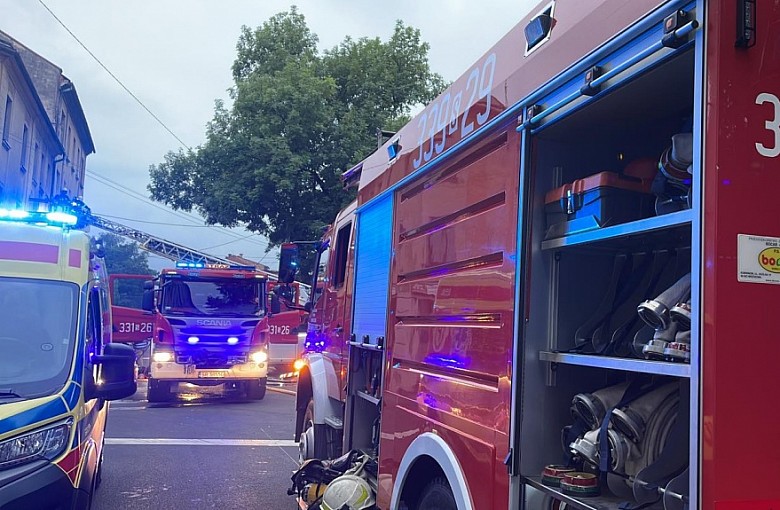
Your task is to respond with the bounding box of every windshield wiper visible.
[212,312,260,317]
[0,389,23,399]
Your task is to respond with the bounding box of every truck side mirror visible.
[86,343,137,401]
[142,280,155,311]
[278,243,300,284]
[270,293,281,314]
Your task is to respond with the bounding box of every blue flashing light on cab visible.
[176,261,205,269]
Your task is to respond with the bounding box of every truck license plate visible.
[198,371,227,378]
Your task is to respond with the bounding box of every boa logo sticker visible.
[758,247,780,273]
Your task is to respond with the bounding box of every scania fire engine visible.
[137,262,270,402]
[282,0,780,509]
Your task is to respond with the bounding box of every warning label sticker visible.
[738,234,780,285]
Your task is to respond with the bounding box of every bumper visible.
[150,360,267,381]
[0,462,81,510]
[268,343,300,365]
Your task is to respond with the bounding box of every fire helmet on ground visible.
[320,474,375,510]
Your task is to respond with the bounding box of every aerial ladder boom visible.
[89,214,275,278]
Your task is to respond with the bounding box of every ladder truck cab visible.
[141,262,270,402]
[283,1,780,509]
[267,279,309,377]
[0,203,136,509]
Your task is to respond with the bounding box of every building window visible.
[2,96,11,150]
[40,153,46,193]
[20,124,29,173]
[32,142,40,186]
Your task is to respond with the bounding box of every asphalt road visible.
[93,380,300,510]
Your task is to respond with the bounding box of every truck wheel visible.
[147,378,171,403]
[247,378,267,400]
[415,477,457,510]
[300,399,328,461]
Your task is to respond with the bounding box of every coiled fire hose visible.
[558,381,687,506]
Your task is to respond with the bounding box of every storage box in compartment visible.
[544,159,657,240]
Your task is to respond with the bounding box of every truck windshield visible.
[161,277,264,317]
[0,278,78,401]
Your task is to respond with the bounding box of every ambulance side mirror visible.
[278,244,300,284]
[142,280,155,312]
[87,343,137,401]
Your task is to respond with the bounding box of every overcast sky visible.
[2,0,538,269]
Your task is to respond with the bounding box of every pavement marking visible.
[111,400,147,406]
[268,386,296,396]
[108,407,146,411]
[106,438,298,447]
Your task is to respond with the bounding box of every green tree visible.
[148,9,445,278]
[95,233,154,308]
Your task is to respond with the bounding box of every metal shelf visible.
[540,351,690,377]
[525,476,664,510]
[357,390,380,405]
[349,341,384,352]
[541,210,693,251]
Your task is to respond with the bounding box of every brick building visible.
[0,30,94,208]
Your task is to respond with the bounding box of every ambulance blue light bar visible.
[46,211,78,225]
[0,208,79,227]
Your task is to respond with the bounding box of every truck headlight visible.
[0,419,72,469]
[153,351,173,363]
[250,351,268,364]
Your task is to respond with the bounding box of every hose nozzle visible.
[637,273,691,330]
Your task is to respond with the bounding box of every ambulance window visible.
[85,288,102,360]
[0,278,78,397]
[332,222,352,288]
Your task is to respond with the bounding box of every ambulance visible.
[0,205,136,509]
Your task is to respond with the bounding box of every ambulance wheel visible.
[247,378,267,400]
[95,433,105,488]
[415,477,457,510]
[147,378,171,402]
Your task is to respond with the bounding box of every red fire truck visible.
[141,263,271,402]
[282,0,780,509]
[91,214,308,378]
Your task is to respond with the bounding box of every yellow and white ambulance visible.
[0,205,136,509]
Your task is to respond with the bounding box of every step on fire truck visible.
[282,1,780,509]
[89,214,309,381]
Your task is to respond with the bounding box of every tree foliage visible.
[148,9,445,276]
[95,233,154,308]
